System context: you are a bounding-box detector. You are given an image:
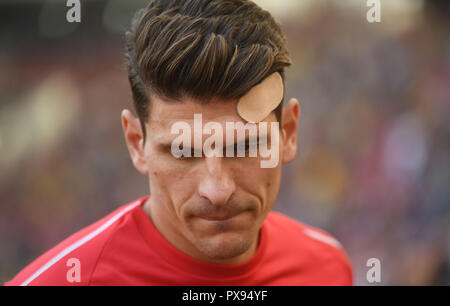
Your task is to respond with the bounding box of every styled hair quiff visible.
[125,0,292,141]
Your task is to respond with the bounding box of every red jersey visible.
[4,196,353,286]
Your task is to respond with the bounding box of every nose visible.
[198,156,236,206]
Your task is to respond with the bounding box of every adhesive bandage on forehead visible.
[236,72,284,123]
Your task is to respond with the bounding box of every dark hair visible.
[125,0,292,142]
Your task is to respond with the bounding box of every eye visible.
[176,147,203,159]
[245,139,254,151]
[231,139,253,157]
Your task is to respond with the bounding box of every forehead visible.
[146,95,278,142]
[148,96,243,129]
[146,72,283,134]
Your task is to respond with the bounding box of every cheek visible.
[260,168,281,204]
[232,161,281,205]
[148,157,197,206]
[266,170,281,202]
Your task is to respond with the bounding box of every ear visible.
[281,98,300,164]
[121,109,148,175]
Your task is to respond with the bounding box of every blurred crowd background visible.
[1,0,449,285]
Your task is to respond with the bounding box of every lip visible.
[197,212,242,221]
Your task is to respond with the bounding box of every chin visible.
[194,231,254,261]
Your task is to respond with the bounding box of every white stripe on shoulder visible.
[303,228,342,249]
[21,202,141,286]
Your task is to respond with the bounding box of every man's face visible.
[122,94,299,264]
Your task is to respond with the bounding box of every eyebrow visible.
[158,141,176,152]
